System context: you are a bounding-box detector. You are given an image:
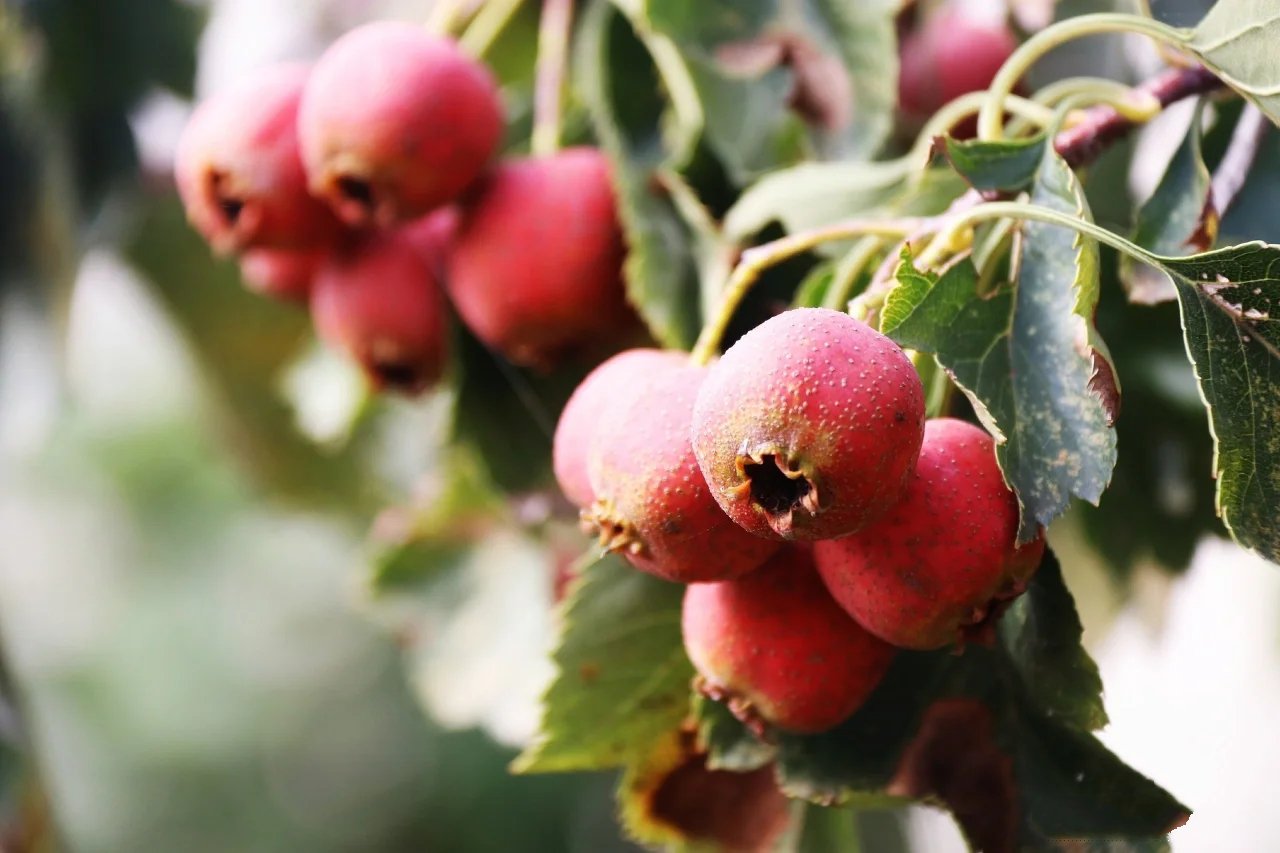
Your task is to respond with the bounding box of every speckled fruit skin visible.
[311,225,449,395]
[682,545,897,734]
[553,348,687,510]
[176,63,339,254]
[446,148,631,369]
[298,22,503,226]
[814,418,1043,651]
[585,360,780,583]
[239,247,325,302]
[898,6,1017,130]
[691,307,925,541]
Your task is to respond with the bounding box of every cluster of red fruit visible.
[175,21,631,391]
[555,308,1045,735]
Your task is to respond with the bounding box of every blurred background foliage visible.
[0,0,1276,850]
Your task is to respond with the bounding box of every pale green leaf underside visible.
[1189,0,1280,126]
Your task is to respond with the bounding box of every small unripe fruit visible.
[554,348,687,509]
[175,63,340,254]
[692,308,925,541]
[898,5,1018,130]
[447,148,631,369]
[682,545,897,734]
[310,225,449,394]
[585,359,779,584]
[298,22,503,226]
[814,418,1040,651]
[239,247,325,302]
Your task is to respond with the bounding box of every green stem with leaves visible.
[689,220,918,365]
[978,13,1190,140]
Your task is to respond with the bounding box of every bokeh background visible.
[0,0,1277,850]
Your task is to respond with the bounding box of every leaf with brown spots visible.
[514,553,694,773]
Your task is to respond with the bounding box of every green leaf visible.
[890,142,1118,540]
[575,0,702,349]
[1188,0,1280,126]
[1122,107,1214,304]
[938,134,1048,193]
[791,259,834,308]
[515,554,694,773]
[1079,259,1223,578]
[723,160,907,242]
[998,550,1108,731]
[642,0,899,180]
[695,694,776,772]
[1157,244,1280,563]
[1011,704,1189,846]
[450,325,581,494]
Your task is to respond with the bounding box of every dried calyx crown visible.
[734,445,822,537]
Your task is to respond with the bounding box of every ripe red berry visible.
[446,147,632,369]
[175,63,339,254]
[814,418,1042,651]
[310,223,450,394]
[691,307,925,541]
[584,359,779,584]
[239,247,325,302]
[553,348,687,509]
[898,5,1018,129]
[298,22,503,226]
[682,545,897,734]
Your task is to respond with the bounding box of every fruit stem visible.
[459,0,526,57]
[425,0,478,37]
[821,236,885,312]
[689,219,919,365]
[978,13,1191,141]
[532,0,574,157]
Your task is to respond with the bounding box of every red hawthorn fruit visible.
[898,4,1018,134]
[691,307,925,541]
[175,63,340,254]
[446,147,632,369]
[239,247,325,302]
[682,545,897,734]
[814,418,1044,651]
[298,22,503,226]
[553,348,688,510]
[310,224,449,395]
[585,359,780,584]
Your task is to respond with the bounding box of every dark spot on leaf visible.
[579,662,600,684]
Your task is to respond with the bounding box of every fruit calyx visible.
[203,169,262,252]
[732,445,822,538]
[313,157,395,227]
[956,576,1030,648]
[693,675,774,744]
[583,499,645,557]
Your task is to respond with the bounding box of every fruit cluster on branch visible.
[176,21,634,391]
[557,307,1045,735]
